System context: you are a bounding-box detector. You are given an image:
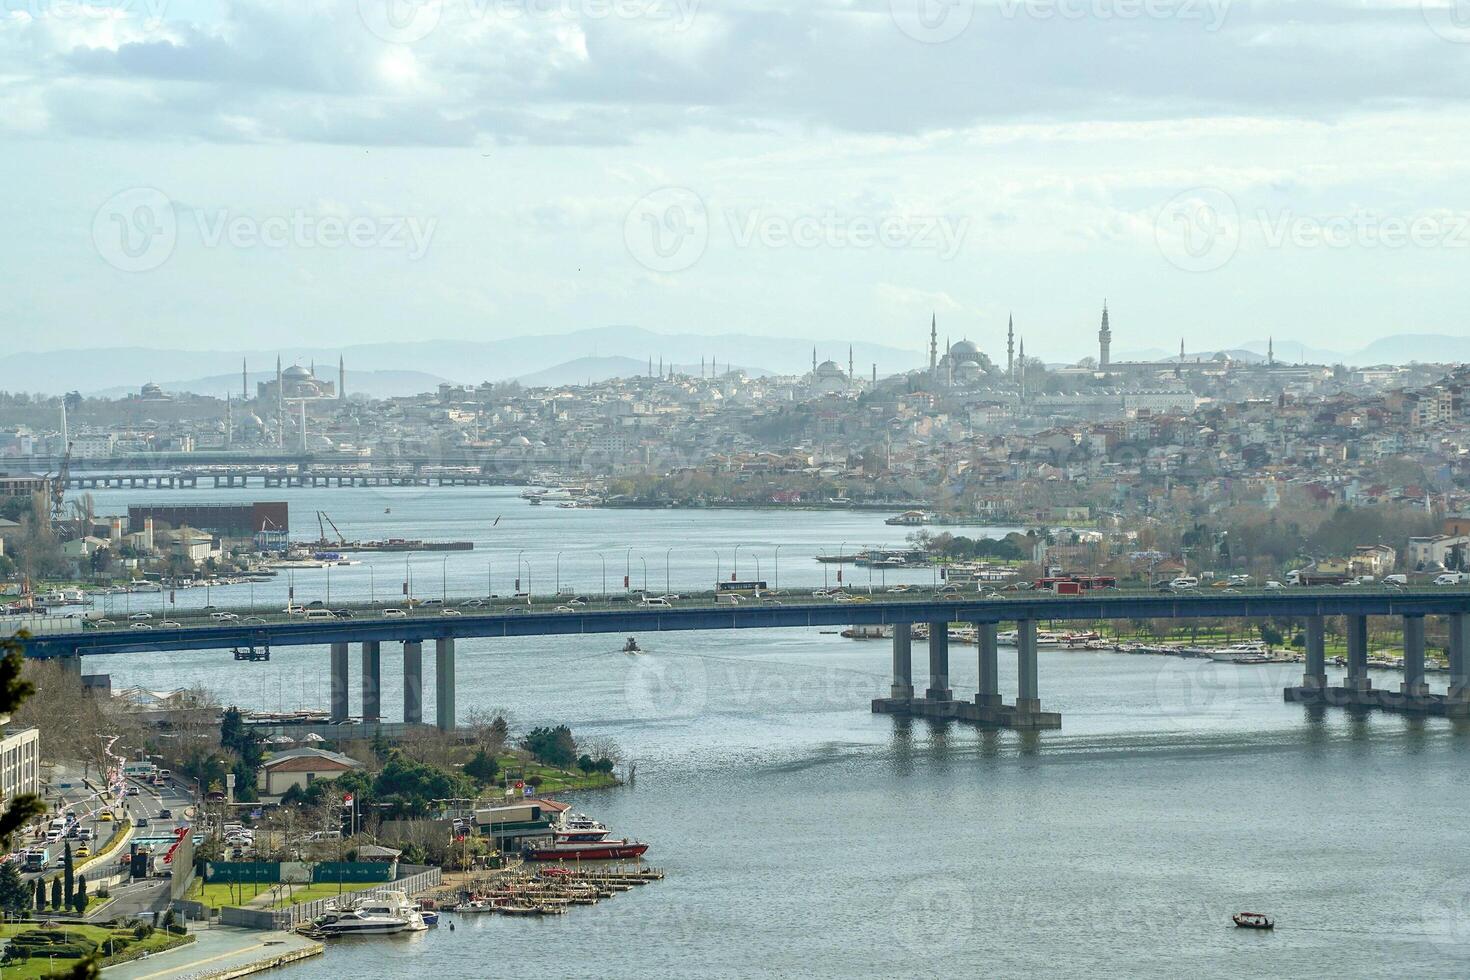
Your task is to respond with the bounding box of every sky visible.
[3,0,1470,362]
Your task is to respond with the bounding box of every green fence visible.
[311,862,392,884]
[203,861,279,883]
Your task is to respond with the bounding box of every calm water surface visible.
[87,488,1470,978]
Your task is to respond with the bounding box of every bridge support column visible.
[925,622,952,702]
[976,623,1001,717]
[1402,615,1428,699]
[435,638,456,732]
[1302,616,1327,689]
[1450,614,1470,702]
[330,643,350,723]
[1016,619,1040,715]
[889,624,914,701]
[403,641,423,725]
[361,642,381,723]
[1345,615,1371,693]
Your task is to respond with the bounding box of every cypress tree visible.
[34,876,45,911]
[63,841,74,907]
[49,876,61,911]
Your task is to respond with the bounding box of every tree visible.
[64,841,74,907]
[522,726,577,769]
[0,638,43,850]
[75,874,87,908]
[33,876,45,912]
[0,860,29,917]
[50,876,61,911]
[464,749,499,787]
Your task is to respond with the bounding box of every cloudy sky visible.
[4,0,1469,362]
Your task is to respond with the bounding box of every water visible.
[84,488,1470,977]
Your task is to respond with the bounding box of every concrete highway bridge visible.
[15,587,1470,732]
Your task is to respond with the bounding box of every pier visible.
[1284,612,1470,717]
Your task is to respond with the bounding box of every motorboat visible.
[555,814,612,842]
[312,891,427,936]
[1204,641,1271,663]
[1232,912,1274,930]
[623,636,642,654]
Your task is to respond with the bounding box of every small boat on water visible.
[623,637,642,654]
[1232,912,1274,930]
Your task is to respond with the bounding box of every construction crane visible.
[49,442,72,526]
[316,510,348,547]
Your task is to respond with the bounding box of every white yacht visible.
[312,891,428,936]
[1203,641,1271,663]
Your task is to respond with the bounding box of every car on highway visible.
[97,811,114,822]
[442,609,462,616]
[126,787,139,796]
[88,619,116,628]
[383,609,407,618]
[75,845,90,858]
[158,808,173,819]
[244,616,268,625]
[211,612,240,622]
[333,609,355,619]
[135,817,149,828]
[130,623,153,630]
[421,598,444,607]
[161,621,181,628]
[460,598,484,607]
[128,613,152,620]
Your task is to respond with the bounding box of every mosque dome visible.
[509,435,532,447]
[283,364,312,380]
[950,339,980,357]
[140,382,164,398]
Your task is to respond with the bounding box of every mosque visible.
[253,357,343,403]
[922,313,1004,388]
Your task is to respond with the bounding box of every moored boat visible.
[525,839,649,861]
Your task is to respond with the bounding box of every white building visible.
[0,719,40,802]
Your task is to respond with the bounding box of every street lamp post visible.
[773,545,782,592]
[733,544,741,582]
[325,565,331,608]
[441,555,449,604]
[712,550,721,593]
[838,541,847,591]
[625,547,633,591]
[599,553,607,599]
[665,547,674,595]
[516,549,524,595]
[640,556,648,592]
[368,565,375,605]
[555,551,563,595]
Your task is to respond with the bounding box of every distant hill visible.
[515,356,773,388]
[0,326,918,395]
[88,369,450,401]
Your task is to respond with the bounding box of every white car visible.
[1264,581,1286,590]
[211,612,239,622]
[641,597,673,607]
[383,608,408,618]
[1435,572,1467,586]
[128,613,152,620]
[130,623,153,630]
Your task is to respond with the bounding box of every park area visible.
[0,921,193,977]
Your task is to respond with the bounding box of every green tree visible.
[464,749,499,786]
[64,841,74,907]
[522,726,577,769]
[75,873,87,908]
[0,859,29,917]
[50,876,61,911]
[34,876,45,911]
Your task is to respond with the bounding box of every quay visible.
[101,926,322,980]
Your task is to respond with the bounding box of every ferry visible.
[525,839,649,862]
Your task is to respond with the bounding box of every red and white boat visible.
[525,839,649,862]
[554,814,611,842]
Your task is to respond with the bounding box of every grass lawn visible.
[0,923,193,977]
[189,879,389,910]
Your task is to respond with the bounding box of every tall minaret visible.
[242,358,248,400]
[1177,338,1185,379]
[1098,300,1112,369]
[1007,314,1015,379]
[812,347,818,376]
[339,356,346,401]
[848,346,854,385]
[929,313,938,375]
[1268,337,1275,367]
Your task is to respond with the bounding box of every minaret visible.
[812,347,818,376]
[242,358,248,400]
[1007,314,1015,379]
[929,313,938,374]
[848,346,854,385]
[339,356,346,400]
[1098,300,1112,369]
[1268,337,1275,367]
[1177,339,1185,379]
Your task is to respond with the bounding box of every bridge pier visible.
[1015,619,1041,717]
[976,622,1002,720]
[330,643,350,723]
[1450,615,1470,703]
[925,622,952,702]
[435,638,456,732]
[1402,615,1428,699]
[361,641,382,723]
[889,623,914,701]
[403,641,423,725]
[1302,616,1327,690]
[1345,615,1371,694]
